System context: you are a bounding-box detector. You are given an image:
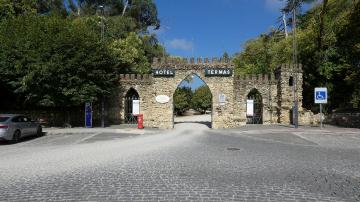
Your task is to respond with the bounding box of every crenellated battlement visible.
[153,57,231,66]
[114,60,306,129]
[119,74,152,83]
[277,64,303,73]
[234,73,277,84]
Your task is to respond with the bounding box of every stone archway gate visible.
[107,57,309,129]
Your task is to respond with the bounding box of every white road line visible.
[73,132,102,144]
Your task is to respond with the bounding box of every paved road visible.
[174,114,211,122]
[0,124,359,201]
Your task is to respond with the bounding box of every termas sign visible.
[204,68,233,77]
[152,69,175,77]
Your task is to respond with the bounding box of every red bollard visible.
[137,114,144,129]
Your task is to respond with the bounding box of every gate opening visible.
[124,88,139,124]
[173,73,212,128]
[246,89,263,124]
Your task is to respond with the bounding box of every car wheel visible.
[11,130,21,144]
[37,126,43,137]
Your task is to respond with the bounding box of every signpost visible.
[204,68,232,77]
[155,95,170,104]
[246,99,254,116]
[314,87,327,129]
[152,69,175,77]
[132,100,140,115]
[85,102,92,128]
[219,93,226,106]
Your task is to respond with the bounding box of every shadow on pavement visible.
[81,133,140,144]
[0,132,46,146]
[174,121,212,128]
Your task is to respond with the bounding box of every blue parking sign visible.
[85,102,92,128]
[314,87,327,104]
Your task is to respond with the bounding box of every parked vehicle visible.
[0,114,42,143]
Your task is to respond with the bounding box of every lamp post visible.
[292,1,299,128]
[100,5,105,128]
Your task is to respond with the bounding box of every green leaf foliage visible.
[174,87,192,115]
[0,15,116,107]
[0,1,165,109]
[110,32,150,74]
[234,0,360,112]
[191,85,212,114]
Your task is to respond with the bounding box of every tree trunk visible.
[122,0,128,16]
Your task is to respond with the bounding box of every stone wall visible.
[233,74,278,126]
[108,57,310,129]
[276,64,303,124]
[326,113,360,128]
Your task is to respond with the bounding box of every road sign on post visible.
[314,88,327,104]
[85,102,92,128]
[314,87,327,129]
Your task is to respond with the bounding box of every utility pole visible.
[100,5,105,128]
[292,1,299,128]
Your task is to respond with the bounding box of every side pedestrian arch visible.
[124,88,140,124]
[246,89,263,124]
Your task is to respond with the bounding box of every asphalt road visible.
[0,124,359,201]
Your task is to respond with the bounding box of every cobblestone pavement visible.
[0,124,359,201]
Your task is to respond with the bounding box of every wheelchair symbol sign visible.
[316,91,326,100]
[314,87,327,104]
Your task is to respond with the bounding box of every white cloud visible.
[166,39,194,51]
[264,0,285,12]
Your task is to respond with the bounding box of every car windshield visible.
[0,117,10,122]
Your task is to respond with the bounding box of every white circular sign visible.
[156,95,170,104]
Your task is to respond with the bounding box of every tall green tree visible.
[234,0,359,112]
[281,0,327,50]
[0,0,37,20]
[109,32,151,74]
[0,15,116,107]
[68,0,159,30]
[233,33,278,75]
[191,86,212,114]
[174,87,192,115]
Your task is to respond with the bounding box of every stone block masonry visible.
[106,57,313,129]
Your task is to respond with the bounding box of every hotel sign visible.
[152,69,175,77]
[205,68,233,77]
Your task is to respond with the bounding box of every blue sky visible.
[152,0,315,89]
[152,0,315,59]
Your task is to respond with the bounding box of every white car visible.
[0,114,42,143]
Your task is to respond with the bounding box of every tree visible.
[233,33,277,75]
[191,86,212,114]
[222,52,230,62]
[174,87,192,115]
[109,32,151,74]
[0,0,37,20]
[281,0,327,50]
[36,0,68,16]
[0,15,116,107]
[141,34,166,63]
[126,0,160,30]
[68,0,160,30]
[234,0,359,112]
[336,0,360,108]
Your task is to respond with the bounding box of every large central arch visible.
[151,59,235,129]
[172,73,213,128]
